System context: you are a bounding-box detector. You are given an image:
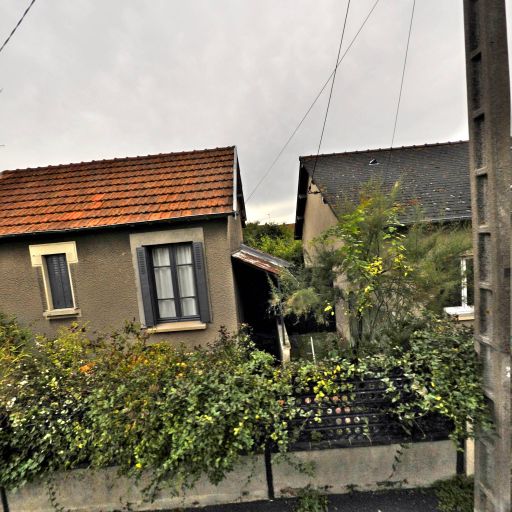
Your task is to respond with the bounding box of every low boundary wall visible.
[7,440,456,512]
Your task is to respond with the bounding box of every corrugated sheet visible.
[232,244,291,274]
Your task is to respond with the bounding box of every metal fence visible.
[287,375,453,451]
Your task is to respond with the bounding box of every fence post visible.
[1,487,9,512]
[456,437,466,476]
[264,442,275,500]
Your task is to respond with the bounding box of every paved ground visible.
[160,488,440,512]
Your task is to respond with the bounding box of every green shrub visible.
[0,322,295,494]
[0,315,489,498]
[434,476,474,512]
[293,485,329,512]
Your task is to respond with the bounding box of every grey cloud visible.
[0,0,467,222]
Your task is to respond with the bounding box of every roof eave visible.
[0,211,234,241]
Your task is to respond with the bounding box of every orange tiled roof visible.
[0,146,239,237]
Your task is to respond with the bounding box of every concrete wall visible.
[0,218,241,347]
[6,441,456,512]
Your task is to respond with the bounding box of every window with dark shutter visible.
[137,242,210,325]
[150,244,199,321]
[45,253,74,309]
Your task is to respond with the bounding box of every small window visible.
[151,244,199,321]
[29,241,79,318]
[45,253,74,309]
[444,256,474,318]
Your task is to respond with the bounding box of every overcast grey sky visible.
[0,1,467,223]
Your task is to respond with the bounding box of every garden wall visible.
[7,440,456,512]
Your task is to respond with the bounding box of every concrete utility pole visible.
[463,2,512,511]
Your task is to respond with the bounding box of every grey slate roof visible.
[298,141,471,229]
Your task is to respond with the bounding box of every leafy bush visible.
[433,476,474,512]
[272,181,472,351]
[280,315,489,444]
[244,221,303,266]
[0,322,295,494]
[293,485,329,512]
[0,316,489,497]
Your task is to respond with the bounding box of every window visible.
[151,244,198,320]
[29,241,79,317]
[444,256,474,318]
[136,241,210,328]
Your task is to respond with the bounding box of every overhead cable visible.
[308,0,351,192]
[0,0,37,56]
[245,0,381,203]
[387,0,416,168]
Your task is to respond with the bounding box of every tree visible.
[272,182,472,352]
[243,221,303,266]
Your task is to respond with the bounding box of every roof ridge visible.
[299,140,468,160]
[1,145,236,175]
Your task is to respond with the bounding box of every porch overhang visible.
[231,244,291,274]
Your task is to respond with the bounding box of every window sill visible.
[44,308,81,319]
[147,320,207,333]
[444,305,474,321]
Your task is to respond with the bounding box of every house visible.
[294,140,474,323]
[0,146,288,351]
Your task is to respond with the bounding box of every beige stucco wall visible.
[302,180,338,264]
[227,212,244,252]
[0,217,241,347]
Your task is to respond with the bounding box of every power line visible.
[309,0,351,193]
[387,0,416,168]
[245,0,381,203]
[0,0,37,56]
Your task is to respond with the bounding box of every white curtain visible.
[176,246,198,316]
[153,248,176,318]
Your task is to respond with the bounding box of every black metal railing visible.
[287,375,452,451]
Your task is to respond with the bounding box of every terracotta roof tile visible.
[0,146,239,237]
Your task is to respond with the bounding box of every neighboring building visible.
[0,146,287,350]
[294,140,474,322]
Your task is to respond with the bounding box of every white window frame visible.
[444,256,474,320]
[29,241,80,318]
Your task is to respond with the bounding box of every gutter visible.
[0,212,234,242]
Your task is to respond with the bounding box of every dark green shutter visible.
[192,242,211,323]
[45,254,74,309]
[136,247,156,327]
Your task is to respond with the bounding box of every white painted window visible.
[444,256,474,319]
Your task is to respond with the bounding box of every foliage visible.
[0,315,489,497]
[244,221,303,266]
[280,315,489,444]
[401,316,491,440]
[0,322,295,494]
[272,181,472,350]
[405,222,472,314]
[293,485,329,512]
[433,476,474,512]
